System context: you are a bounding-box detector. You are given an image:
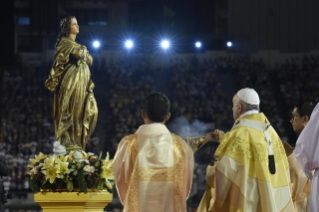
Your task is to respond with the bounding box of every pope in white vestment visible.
[112,93,194,212]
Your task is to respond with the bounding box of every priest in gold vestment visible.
[198,88,294,212]
[112,93,194,212]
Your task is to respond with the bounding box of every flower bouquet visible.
[28,151,114,193]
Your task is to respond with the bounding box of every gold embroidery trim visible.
[125,134,140,212]
[172,134,186,212]
[139,167,174,181]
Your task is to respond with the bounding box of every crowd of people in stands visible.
[106,57,155,155]
[170,57,232,129]
[276,55,319,111]
[0,64,53,193]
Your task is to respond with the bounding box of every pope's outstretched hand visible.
[210,129,225,143]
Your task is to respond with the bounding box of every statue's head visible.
[55,16,76,49]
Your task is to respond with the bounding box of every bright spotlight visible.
[93,41,100,48]
[161,40,170,49]
[195,41,202,48]
[227,41,232,47]
[125,40,134,49]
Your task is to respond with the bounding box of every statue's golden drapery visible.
[45,37,98,151]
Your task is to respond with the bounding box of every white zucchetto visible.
[237,88,260,105]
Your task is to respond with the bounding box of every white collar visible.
[135,124,170,134]
[150,122,162,125]
[239,110,259,118]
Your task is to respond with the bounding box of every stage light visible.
[93,41,100,48]
[195,42,202,48]
[161,40,170,49]
[125,40,134,49]
[227,41,232,47]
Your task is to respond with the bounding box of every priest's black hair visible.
[295,101,315,119]
[142,92,170,122]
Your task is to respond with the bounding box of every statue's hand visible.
[45,77,59,91]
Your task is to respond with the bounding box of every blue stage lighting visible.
[93,41,100,48]
[161,40,170,49]
[227,41,232,47]
[195,42,202,48]
[125,40,134,49]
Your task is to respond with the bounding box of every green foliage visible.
[67,181,73,192]
[76,163,82,170]
[94,161,100,168]
[30,174,40,192]
[97,180,104,190]
[78,171,88,193]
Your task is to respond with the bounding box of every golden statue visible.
[45,16,98,151]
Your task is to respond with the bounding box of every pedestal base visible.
[34,190,113,212]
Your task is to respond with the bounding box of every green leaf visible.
[94,161,100,168]
[99,151,102,160]
[67,181,73,192]
[73,170,78,176]
[76,163,82,170]
[97,180,104,190]
[42,179,48,186]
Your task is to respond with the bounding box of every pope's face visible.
[232,95,241,121]
[70,18,79,35]
[290,107,307,132]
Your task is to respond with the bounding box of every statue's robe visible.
[45,37,97,151]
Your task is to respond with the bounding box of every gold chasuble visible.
[112,124,194,212]
[198,113,294,212]
[282,142,312,212]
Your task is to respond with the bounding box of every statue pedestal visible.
[34,190,113,212]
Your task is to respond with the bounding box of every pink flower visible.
[33,166,40,175]
[89,166,95,173]
[83,165,95,173]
